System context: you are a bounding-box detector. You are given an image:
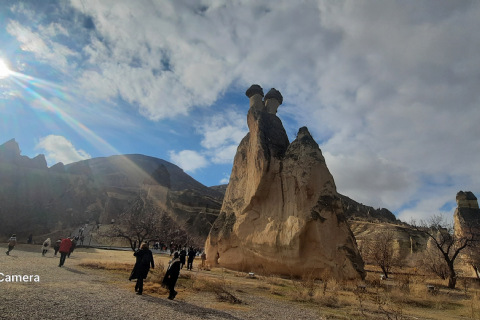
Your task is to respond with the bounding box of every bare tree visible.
[362,230,400,279]
[411,214,479,289]
[98,197,162,250]
[420,244,450,280]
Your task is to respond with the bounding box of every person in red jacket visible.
[58,237,72,267]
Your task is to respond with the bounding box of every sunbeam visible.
[7,71,152,183]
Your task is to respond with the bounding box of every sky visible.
[0,0,479,222]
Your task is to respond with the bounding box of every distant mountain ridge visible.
[67,154,222,198]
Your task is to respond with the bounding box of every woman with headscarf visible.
[129,243,155,295]
[42,238,51,256]
[162,252,181,300]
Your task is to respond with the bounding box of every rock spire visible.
[205,85,365,279]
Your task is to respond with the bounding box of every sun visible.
[0,59,11,78]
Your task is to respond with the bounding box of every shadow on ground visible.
[140,294,241,320]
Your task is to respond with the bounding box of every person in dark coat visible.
[68,239,77,258]
[179,248,187,269]
[58,238,72,267]
[187,247,196,271]
[129,243,155,295]
[53,239,61,256]
[162,252,181,300]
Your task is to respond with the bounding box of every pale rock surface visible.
[205,87,365,279]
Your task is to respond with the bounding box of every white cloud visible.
[36,135,91,165]
[6,0,480,221]
[6,20,78,72]
[219,174,230,184]
[195,110,248,164]
[168,150,209,173]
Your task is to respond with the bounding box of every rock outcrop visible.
[0,139,47,170]
[453,191,480,278]
[205,85,365,279]
[49,162,66,173]
[143,164,171,188]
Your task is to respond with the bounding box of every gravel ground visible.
[0,245,324,320]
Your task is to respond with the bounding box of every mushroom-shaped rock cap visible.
[465,191,477,200]
[264,88,283,105]
[246,84,264,98]
[456,191,467,200]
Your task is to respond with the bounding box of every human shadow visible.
[139,294,242,320]
[63,267,86,275]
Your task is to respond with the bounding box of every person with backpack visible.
[6,234,17,255]
[42,238,51,256]
[58,237,72,267]
[129,243,154,295]
[163,252,181,300]
[53,239,62,256]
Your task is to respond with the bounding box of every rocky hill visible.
[67,155,223,198]
[0,139,222,240]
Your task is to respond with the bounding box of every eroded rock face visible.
[143,164,171,188]
[205,87,365,279]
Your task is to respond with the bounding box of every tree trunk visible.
[381,266,389,279]
[447,263,456,289]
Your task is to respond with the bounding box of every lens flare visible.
[0,60,11,78]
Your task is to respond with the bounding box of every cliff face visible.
[205,86,365,279]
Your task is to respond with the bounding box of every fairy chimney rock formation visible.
[205,85,365,280]
[246,84,265,111]
[454,191,480,237]
[264,88,283,114]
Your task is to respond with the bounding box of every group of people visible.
[129,244,207,300]
[6,232,79,268]
[6,232,206,301]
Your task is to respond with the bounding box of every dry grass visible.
[78,254,480,319]
[79,260,134,271]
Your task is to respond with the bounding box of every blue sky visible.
[1,1,480,221]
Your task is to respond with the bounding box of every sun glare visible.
[0,59,11,78]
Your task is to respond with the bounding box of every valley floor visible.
[0,244,320,320]
[1,244,479,320]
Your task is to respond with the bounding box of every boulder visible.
[205,87,365,279]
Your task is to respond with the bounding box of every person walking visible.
[27,234,33,244]
[201,251,206,269]
[129,243,154,295]
[53,239,61,256]
[68,238,77,258]
[6,234,17,255]
[42,238,51,256]
[58,237,72,267]
[179,248,187,269]
[80,235,85,246]
[162,252,181,300]
[187,247,196,271]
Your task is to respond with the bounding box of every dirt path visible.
[0,245,323,320]
[0,245,243,320]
